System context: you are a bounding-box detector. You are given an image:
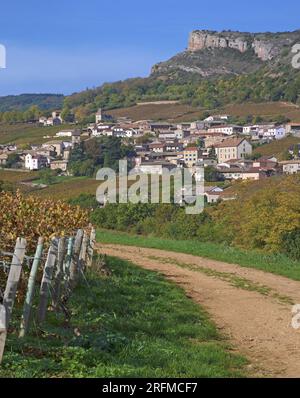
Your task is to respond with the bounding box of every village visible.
[1,107,300,202]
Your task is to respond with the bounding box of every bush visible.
[281,229,300,260]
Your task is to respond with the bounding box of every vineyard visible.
[0,191,89,252]
[0,191,94,363]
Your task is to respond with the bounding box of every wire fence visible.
[0,227,96,364]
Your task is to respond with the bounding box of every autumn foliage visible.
[0,191,89,253]
[208,175,300,254]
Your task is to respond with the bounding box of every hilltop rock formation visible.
[188,30,300,61]
[151,29,300,79]
[188,31,249,55]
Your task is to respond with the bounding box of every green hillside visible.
[0,94,64,112]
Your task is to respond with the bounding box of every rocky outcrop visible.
[189,31,249,54]
[150,29,300,80]
[252,40,277,61]
[188,30,299,61]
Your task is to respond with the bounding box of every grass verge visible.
[96,229,300,281]
[0,256,246,378]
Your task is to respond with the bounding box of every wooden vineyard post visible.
[69,229,83,289]
[0,238,27,363]
[37,239,57,324]
[3,238,27,326]
[63,237,74,293]
[87,228,96,268]
[79,231,89,273]
[19,237,44,338]
[0,305,7,364]
[51,237,66,311]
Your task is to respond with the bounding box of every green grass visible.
[96,229,300,281]
[0,257,246,378]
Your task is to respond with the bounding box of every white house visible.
[56,129,79,138]
[204,115,229,122]
[263,126,286,140]
[25,154,48,170]
[280,160,300,174]
[204,186,224,203]
[138,161,177,175]
[208,125,243,135]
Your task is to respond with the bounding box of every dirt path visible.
[97,243,300,378]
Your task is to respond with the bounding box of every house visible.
[50,160,69,172]
[25,153,48,170]
[39,111,62,127]
[38,117,47,126]
[262,126,286,140]
[55,129,81,144]
[204,186,224,203]
[165,142,183,152]
[252,158,278,171]
[149,143,166,153]
[111,127,137,138]
[217,162,267,180]
[286,123,300,135]
[208,125,243,135]
[196,158,218,168]
[150,122,174,133]
[138,161,177,175]
[214,138,252,163]
[241,168,267,180]
[42,140,64,156]
[280,160,300,174]
[174,129,190,140]
[183,147,200,168]
[181,135,200,146]
[148,151,183,166]
[158,131,177,141]
[204,115,229,122]
[0,153,8,166]
[217,166,260,181]
[204,135,227,148]
[36,148,56,158]
[242,125,260,135]
[55,129,79,138]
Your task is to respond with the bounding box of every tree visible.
[204,166,224,182]
[6,153,20,168]
[39,169,56,185]
[208,146,217,159]
[61,107,75,123]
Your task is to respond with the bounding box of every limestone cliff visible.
[188,30,299,61]
[151,29,300,79]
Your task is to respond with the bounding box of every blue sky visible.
[0,0,299,96]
